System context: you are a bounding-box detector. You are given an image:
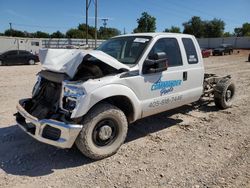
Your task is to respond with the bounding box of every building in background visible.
[0,36,104,54]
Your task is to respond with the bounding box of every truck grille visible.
[29,78,62,120]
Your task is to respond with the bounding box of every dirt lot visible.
[0,51,250,188]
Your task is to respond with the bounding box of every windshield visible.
[97,36,152,65]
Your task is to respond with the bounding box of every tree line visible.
[1,12,250,39]
[1,24,120,39]
[133,12,250,38]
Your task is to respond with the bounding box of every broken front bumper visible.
[16,99,83,148]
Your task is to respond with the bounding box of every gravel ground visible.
[0,50,250,188]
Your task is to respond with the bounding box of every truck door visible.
[137,37,203,117]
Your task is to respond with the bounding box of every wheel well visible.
[100,96,134,123]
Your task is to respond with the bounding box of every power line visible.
[12,23,70,29]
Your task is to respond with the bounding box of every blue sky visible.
[0,0,249,34]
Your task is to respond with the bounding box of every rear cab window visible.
[182,38,198,64]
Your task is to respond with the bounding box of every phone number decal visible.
[148,95,183,108]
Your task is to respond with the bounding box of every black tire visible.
[28,59,35,65]
[0,60,3,66]
[75,103,128,160]
[214,78,235,109]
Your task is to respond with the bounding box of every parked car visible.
[201,48,211,58]
[0,50,39,66]
[212,44,233,56]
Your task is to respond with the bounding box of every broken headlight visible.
[62,84,85,112]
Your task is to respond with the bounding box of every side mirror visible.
[142,52,168,74]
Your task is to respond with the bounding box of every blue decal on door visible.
[151,77,182,95]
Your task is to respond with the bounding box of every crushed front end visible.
[15,72,83,148]
[15,48,129,148]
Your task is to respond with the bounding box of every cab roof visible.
[113,32,194,39]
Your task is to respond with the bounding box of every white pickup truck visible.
[16,33,235,159]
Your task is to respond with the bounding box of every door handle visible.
[183,71,188,81]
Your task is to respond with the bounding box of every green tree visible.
[133,12,156,33]
[164,26,181,33]
[223,32,232,37]
[204,18,225,38]
[33,31,50,38]
[234,27,242,36]
[234,23,250,36]
[183,16,204,38]
[78,24,95,38]
[66,28,84,38]
[51,30,65,38]
[241,22,250,36]
[4,29,26,37]
[98,27,120,39]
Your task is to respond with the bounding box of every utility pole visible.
[94,0,98,48]
[9,22,12,36]
[101,18,108,28]
[86,0,98,48]
[9,22,12,30]
[86,0,89,45]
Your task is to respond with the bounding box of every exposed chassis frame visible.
[203,73,231,97]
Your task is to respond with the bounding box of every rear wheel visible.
[214,78,235,109]
[75,103,128,160]
[28,59,35,65]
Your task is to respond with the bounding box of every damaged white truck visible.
[16,33,235,159]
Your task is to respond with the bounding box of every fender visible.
[71,84,142,122]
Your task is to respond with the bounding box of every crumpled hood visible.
[39,49,129,78]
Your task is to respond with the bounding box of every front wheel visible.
[75,103,128,160]
[214,78,235,109]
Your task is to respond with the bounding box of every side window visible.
[19,51,26,55]
[20,51,30,55]
[5,51,17,56]
[149,38,183,67]
[182,38,198,64]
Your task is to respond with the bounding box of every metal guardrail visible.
[42,38,105,49]
[198,37,250,49]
